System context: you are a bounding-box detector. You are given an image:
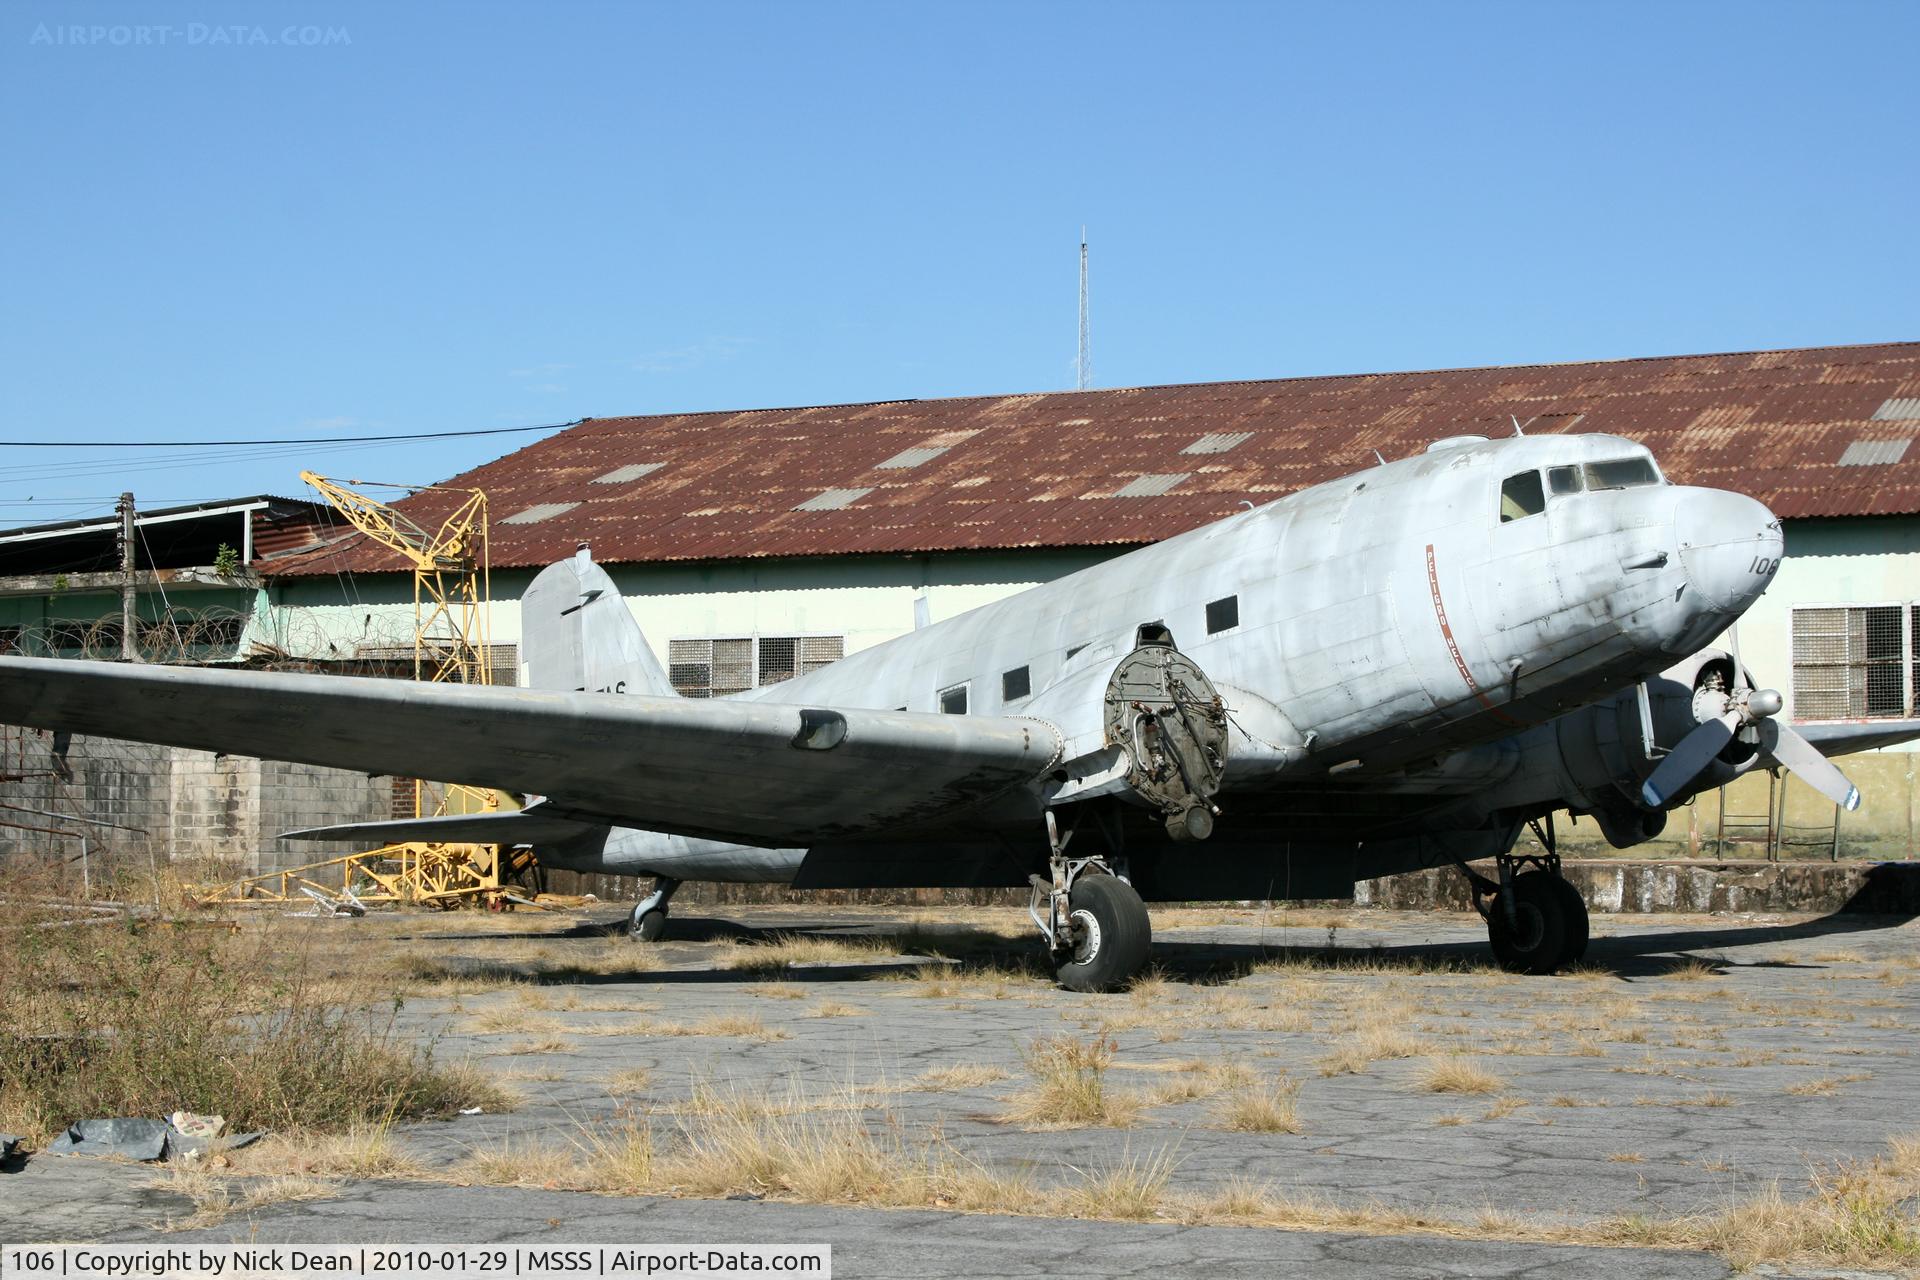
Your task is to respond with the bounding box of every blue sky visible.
[2,0,1915,522]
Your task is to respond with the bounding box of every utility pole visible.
[118,491,138,662]
[1077,228,1091,392]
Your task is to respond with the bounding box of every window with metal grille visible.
[668,634,844,698]
[1791,605,1914,720]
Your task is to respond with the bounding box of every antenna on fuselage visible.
[1511,415,1525,436]
[1371,449,1387,466]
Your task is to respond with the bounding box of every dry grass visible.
[0,894,504,1141]
[1210,1076,1301,1133]
[605,1067,653,1094]
[1318,1025,1431,1076]
[152,1166,339,1231]
[1662,958,1721,981]
[1001,1034,1142,1129]
[898,963,1046,1000]
[803,1001,866,1019]
[1414,1058,1501,1096]
[1056,1147,1181,1220]
[451,1135,581,1188]
[462,1008,564,1036]
[742,982,809,1000]
[911,1063,1011,1091]
[717,933,899,973]
[231,1122,425,1180]
[499,1035,573,1056]
[1133,1059,1256,1106]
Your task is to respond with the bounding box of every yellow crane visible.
[193,474,538,910]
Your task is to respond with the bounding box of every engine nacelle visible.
[1463,648,1772,847]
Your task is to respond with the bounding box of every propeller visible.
[1640,683,1861,812]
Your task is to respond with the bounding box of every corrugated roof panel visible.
[1838,438,1913,466]
[263,342,1920,574]
[875,446,951,470]
[500,501,580,525]
[1113,473,1190,498]
[792,487,873,512]
[1181,431,1254,455]
[591,463,664,484]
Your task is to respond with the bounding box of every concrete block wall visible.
[0,727,387,878]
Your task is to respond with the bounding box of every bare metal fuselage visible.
[558,432,1779,893]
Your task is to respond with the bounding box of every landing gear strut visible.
[1459,816,1588,974]
[1029,809,1151,992]
[628,876,680,942]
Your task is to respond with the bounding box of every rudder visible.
[520,545,675,696]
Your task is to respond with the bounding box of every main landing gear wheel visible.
[628,877,680,943]
[1053,873,1152,993]
[1488,872,1587,974]
[1545,874,1590,964]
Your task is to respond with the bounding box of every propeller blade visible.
[1758,719,1862,811]
[1641,711,1740,808]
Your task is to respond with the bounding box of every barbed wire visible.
[0,607,478,678]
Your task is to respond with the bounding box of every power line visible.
[0,418,584,448]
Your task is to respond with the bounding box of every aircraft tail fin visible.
[520,545,676,696]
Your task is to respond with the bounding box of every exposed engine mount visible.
[1103,643,1230,840]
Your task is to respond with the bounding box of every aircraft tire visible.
[632,909,668,942]
[1054,873,1151,993]
[1547,875,1589,963]
[1487,872,1570,975]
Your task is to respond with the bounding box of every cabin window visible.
[939,683,969,714]
[1001,666,1031,702]
[1206,595,1239,634]
[1547,465,1583,497]
[1498,471,1546,522]
[1064,643,1087,661]
[1584,457,1661,490]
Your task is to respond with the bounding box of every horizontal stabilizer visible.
[281,810,605,846]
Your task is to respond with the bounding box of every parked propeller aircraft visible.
[4,431,1916,989]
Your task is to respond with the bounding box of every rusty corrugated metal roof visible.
[269,341,1920,575]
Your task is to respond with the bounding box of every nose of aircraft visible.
[1675,488,1783,614]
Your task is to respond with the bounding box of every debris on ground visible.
[1,1133,21,1160]
[44,1116,265,1163]
[47,1118,171,1161]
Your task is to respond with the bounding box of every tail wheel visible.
[1054,873,1152,993]
[632,910,668,942]
[1488,872,1572,975]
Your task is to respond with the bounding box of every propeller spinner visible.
[1640,676,1861,812]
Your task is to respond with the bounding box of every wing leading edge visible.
[0,657,1063,846]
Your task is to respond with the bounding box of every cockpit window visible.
[1499,470,1546,522]
[1584,457,1661,490]
[1547,465,1583,496]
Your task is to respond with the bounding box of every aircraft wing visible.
[1793,718,1920,759]
[0,657,1063,846]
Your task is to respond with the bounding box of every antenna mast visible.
[1076,227,1091,391]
